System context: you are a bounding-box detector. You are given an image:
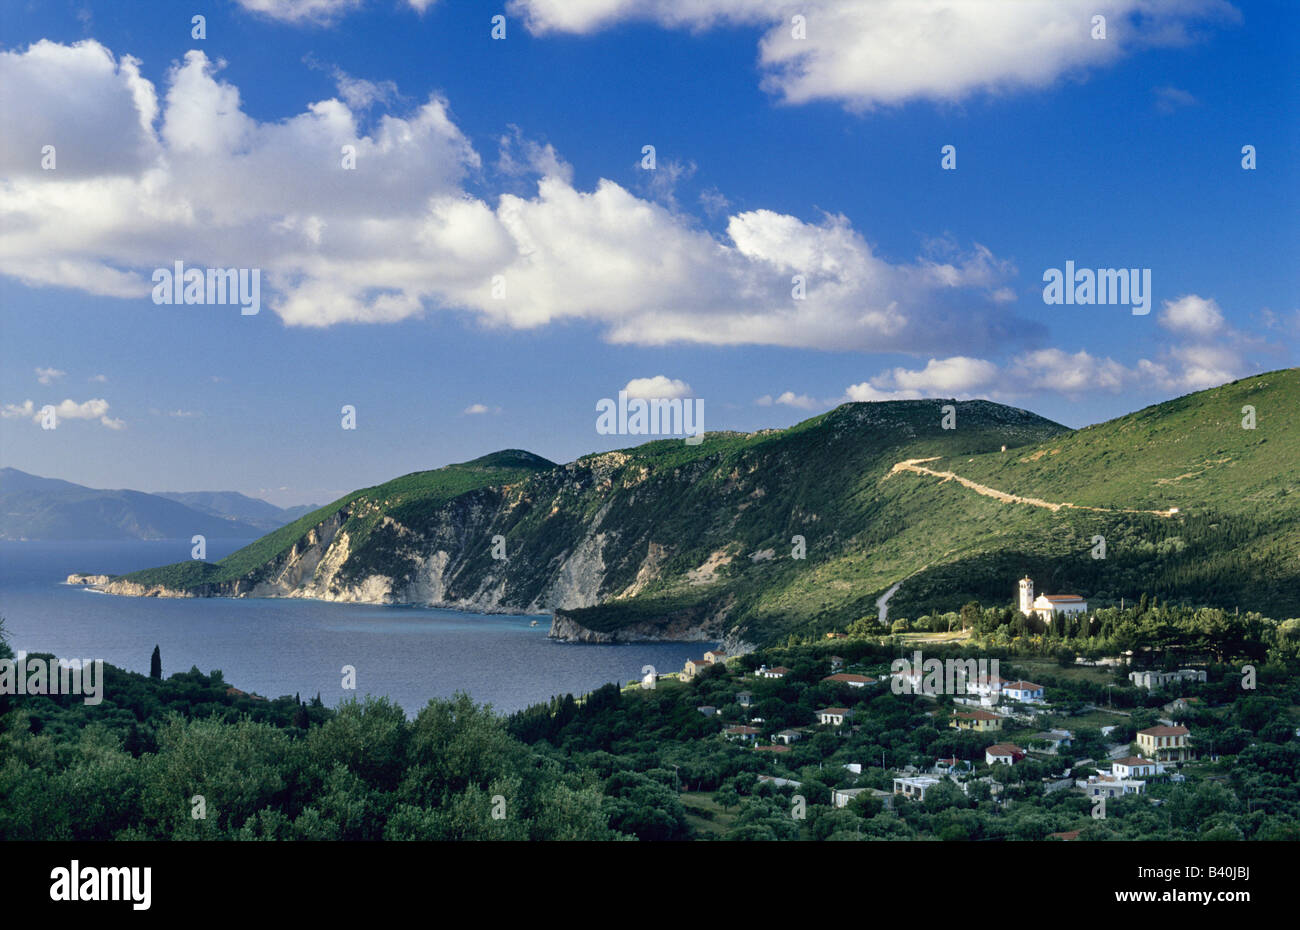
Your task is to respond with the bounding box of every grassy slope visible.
[113,371,1299,641]
[118,450,556,589]
[862,369,1300,622]
[554,400,1070,637]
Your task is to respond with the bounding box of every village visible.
[643,577,1248,837]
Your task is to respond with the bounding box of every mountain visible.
[156,491,319,533]
[0,469,276,540]
[278,504,320,522]
[98,370,1300,646]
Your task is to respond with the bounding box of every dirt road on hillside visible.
[887,458,1178,517]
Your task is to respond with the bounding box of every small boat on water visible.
[530,620,539,627]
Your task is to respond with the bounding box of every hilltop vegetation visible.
[117,451,555,592]
[108,370,1300,645]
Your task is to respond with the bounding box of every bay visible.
[0,540,712,716]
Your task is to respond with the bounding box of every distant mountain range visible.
[93,369,1300,647]
[0,468,317,540]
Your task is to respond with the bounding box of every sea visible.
[0,539,712,716]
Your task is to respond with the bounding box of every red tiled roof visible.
[823,673,872,683]
[755,744,791,752]
[1049,830,1082,841]
[1004,681,1044,690]
[955,709,1001,721]
[820,707,850,716]
[1138,725,1189,737]
[1043,595,1085,602]
[986,743,1024,756]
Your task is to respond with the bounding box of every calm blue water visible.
[0,540,712,716]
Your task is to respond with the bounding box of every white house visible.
[1129,668,1207,690]
[1019,577,1088,621]
[818,707,851,726]
[1082,773,1145,798]
[1002,680,1046,703]
[893,775,943,801]
[1111,756,1162,779]
[985,743,1025,766]
[756,666,790,679]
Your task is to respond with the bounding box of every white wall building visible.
[1019,577,1087,621]
[1129,668,1207,690]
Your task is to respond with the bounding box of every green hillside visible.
[118,451,556,591]
[111,371,1300,643]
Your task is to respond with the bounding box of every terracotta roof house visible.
[985,743,1026,765]
[1002,681,1046,703]
[822,673,874,688]
[1111,757,1161,779]
[952,709,1003,732]
[682,658,715,680]
[818,707,852,726]
[1136,725,1194,763]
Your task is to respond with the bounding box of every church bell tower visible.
[1018,576,1034,616]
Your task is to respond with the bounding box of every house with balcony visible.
[1136,724,1194,763]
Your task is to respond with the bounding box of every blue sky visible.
[1,0,1296,506]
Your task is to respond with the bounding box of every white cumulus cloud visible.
[0,40,1033,356]
[508,0,1239,110]
[1,397,124,428]
[624,376,694,399]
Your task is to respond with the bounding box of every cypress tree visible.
[149,645,162,679]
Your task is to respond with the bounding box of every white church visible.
[1019,577,1087,622]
